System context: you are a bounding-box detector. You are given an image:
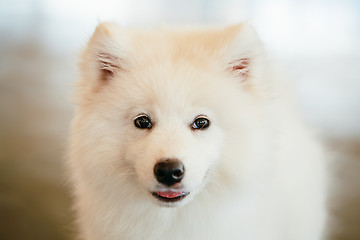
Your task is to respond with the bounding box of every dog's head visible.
[72,23,267,207]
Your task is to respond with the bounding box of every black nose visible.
[154,159,184,186]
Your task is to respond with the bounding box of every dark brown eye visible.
[134,115,152,129]
[191,117,210,130]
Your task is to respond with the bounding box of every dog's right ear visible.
[224,24,265,84]
[79,22,129,92]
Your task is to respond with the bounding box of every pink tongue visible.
[157,191,183,198]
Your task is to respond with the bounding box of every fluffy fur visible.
[68,22,327,240]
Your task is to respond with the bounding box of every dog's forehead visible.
[132,64,222,110]
[120,31,233,100]
[106,26,243,115]
[115,67,218,123]
[126,25,242,67]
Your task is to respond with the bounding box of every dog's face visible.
[73,23,266,207]
[121,75,224,206]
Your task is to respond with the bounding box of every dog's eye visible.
[134,115,152,129]
[191,116,210,130]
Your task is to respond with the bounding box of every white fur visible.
[68,23,327,240]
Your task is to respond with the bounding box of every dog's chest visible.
[116,193,279,240]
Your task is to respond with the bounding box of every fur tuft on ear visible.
[79,22,129,92]
[96,52,122,80]
[225,24,265,82]
[229,58,249,77]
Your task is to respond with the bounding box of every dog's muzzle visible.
[152,159,189,203]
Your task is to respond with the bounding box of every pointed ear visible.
[79,22,129,91]
[225,24,265,82]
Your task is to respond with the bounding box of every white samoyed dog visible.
[68,22,327,240]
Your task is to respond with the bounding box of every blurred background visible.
[0,0,359,239]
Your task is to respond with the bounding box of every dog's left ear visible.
[224,24,265,83]
[78,22,131,96]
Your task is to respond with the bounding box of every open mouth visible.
[152,191,189,203]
